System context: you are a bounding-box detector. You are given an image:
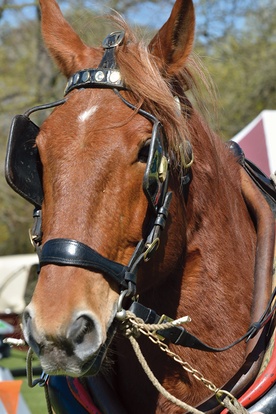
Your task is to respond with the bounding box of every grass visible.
[0,348,48,414]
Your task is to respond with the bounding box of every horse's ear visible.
[39,0,98,77]
[148,0,195,76]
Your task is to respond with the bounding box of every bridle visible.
[5,31,184,302]
[37,84,173,298]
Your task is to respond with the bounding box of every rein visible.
[117,289,276,353]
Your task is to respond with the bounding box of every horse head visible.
[22,0,195,377]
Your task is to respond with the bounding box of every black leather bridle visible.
[6,30,176,300]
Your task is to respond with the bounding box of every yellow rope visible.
[123,311,251,414]
[129,335,205,414]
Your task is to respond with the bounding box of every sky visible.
[1,0,172,29]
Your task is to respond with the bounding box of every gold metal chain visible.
[5,315,248,413]
[121,311,249,413]
[123,312,219,392]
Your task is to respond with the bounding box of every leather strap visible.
[129,287,276,352]
[40,238,129,288]
[227,141,276,214]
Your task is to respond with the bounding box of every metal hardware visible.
[143,238,160,262]
[116,290,130,320]
[64,69,125,95]
[158,156,168,183]
[215,389,236,406]
[179,141,194,170]
[102,31,125,48]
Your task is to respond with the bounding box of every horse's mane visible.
[111,15,217,170]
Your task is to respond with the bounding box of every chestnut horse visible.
[6,0,276,413]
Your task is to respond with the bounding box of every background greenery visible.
[0,0,275,251]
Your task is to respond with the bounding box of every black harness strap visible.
[129,287,276,352]
[227,140,276,215]
[39,191,173,297]
[40,238,129,288]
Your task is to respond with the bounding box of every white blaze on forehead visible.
[78,105,98,123]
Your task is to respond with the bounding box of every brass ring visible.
[215,389,235,407]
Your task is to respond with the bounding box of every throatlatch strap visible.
[40,238,128,287]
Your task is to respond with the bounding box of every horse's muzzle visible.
[22,308,115,377]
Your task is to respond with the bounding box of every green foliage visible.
[198,0,276,138]
[0,5,114,255]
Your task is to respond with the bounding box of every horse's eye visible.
[138,140,150,163]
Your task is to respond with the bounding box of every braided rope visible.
[222,397,250,414]
[122,311,251,414]
[129,335,205,414]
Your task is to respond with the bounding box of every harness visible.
[5,31,276,413]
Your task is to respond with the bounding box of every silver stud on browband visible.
[109,71,121,84]
[95,71,105,82]
[73,73,80,84]
[81,71,90,82]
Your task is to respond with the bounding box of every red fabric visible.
[67,377,102,414]
[221,335,276,414]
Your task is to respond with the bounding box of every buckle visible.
[154,314,173,341]
[102,31,125,48]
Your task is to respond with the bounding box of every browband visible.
[64,68,125,95]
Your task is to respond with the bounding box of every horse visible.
[5,0,276,413]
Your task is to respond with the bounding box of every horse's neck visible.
[113,123,257,412]
[180,121,256,340]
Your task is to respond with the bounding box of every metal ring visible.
[215,389,236,406]
[102,31,125,48]
[116,290,129,320]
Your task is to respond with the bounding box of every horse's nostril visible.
[67,315,95,344]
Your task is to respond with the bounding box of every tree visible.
[200,0,276,138]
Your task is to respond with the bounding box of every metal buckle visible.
[102,31,125,48]
[154,314,173,341]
